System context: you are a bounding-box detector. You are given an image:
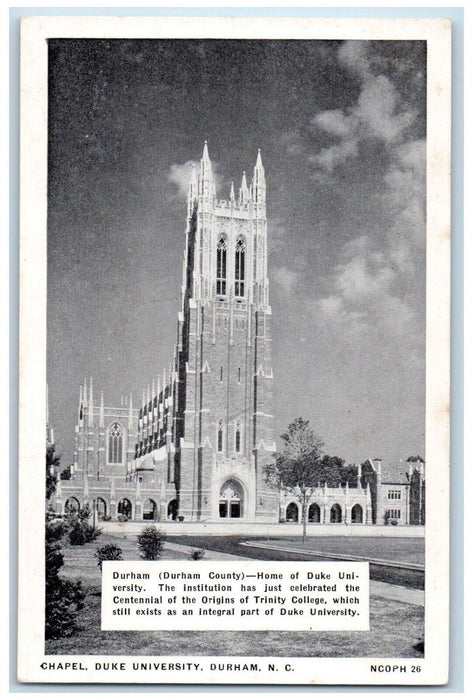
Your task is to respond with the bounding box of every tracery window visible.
[216,235,227,296]
[234,237,245,297]
[108,422,123,464]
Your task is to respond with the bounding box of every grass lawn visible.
[46,584,423,657]
[45,532,424,658]
[252,536,425,566]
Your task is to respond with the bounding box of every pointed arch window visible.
[235,421,242,453]
[216,235,227,296]
[235,237,245,298]
[108,422,123,464]
[217,419,224,453]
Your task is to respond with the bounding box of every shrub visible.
[390,519,398,526]
[190,549,205,560]
[95,543,123,570]
[137,526,165,560]
[45,577,85,639]
[383,510,391,526]
[117,514,128,523]
[45,518,84,639]
[67,515,102,545]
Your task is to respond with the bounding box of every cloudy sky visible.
[48,38,426,465]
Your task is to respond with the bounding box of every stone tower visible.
[174,143,278,521]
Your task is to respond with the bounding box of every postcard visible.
[18,15,451,685]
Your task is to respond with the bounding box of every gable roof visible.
[378,461,411,485]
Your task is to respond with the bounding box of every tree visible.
[46,445,60,501]
[265,418,324,541]
[316,454,345,486]
[45,516,84,639]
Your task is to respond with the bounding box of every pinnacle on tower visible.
[89,378,94,426]
[202,140,210,163]
[199,140,215,200]
[252,149,266,209]
[239,171,249,204]
[83,378,88,407]
[99,391,104,429]
[230,181,235,201]
[257,147,264,166]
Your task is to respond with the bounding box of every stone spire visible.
[99,391,104,429]
[239,171,249,204]
[199,141,214,201]
[230,181,235,201]
[83,378,88,407]
[252,149,266,211]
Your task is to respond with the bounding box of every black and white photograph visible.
[17,15,451,686]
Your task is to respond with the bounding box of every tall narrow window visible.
[235,237,245,297]
[108,422,123,464]
[216,235,227,296]
[237,367,241,383]
[220,366,223,382]
[235,421,242,453]
[217,420,224,453]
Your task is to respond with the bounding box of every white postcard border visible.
[18,15,451,686]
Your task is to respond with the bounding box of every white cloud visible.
[356,75,414,144]
[167,160,198,198]
[338,40,371,79]
[311,109,353,138]
[309,139,359,173]
[167,159,225,198]
[307,43,417,175]
[335,255,395,301]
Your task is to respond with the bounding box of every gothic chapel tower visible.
[175,143,278,521]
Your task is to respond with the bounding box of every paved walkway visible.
[100,520,425,538]
[164,541,253,561]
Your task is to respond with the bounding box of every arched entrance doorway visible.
[143,499,157,521]
[330,503,342,523]
[117,498,132,520]
[308,503,321,523]
[351,504,363,523]
[64,497,80,514]
[286,502,299,522]
[96,498,107,520]
[219,479,244,518]
[167,499,178,520]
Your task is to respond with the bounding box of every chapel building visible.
[56,144,280,522]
